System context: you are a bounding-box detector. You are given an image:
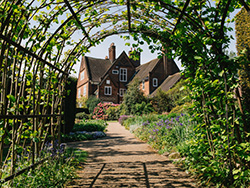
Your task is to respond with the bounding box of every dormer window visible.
[120,68,127,82]
[153,78,158,87]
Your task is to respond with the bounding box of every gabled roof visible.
[85,56,112,83]
[133,58,160,81]
[151,72,182,96]
[100,51,135,80]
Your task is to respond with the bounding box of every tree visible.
[120,78,147,115]
[151,88,172,113]
[86,95,101,114]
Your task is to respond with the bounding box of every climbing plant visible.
[1,0,250,186]
[235,8,250,134]
[105,0,249,186]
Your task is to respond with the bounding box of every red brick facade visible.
[77,43,180,105]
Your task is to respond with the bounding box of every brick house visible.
[77,43,180,105]
[77,43,140,105]
[133,53,180,96]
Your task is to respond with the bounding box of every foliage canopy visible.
[1,0,250,186]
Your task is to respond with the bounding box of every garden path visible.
[67,121,198,187]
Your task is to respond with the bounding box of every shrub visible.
[170,102,192,114]
[151,88,172,113]
[135,101,154,115]
[75,112,89,120]
[92,103,119,119]
[151,79,191,113]
[106,106,120,120]
[86,95,101,113]
[72,120,107,132]
[120,78,148,115]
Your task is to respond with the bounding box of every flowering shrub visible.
[93,103,119,119]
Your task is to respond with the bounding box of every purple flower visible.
[166,125,171,129]
[156,129,159,132]
[176,116,180,122]
[180,123,183,126]
[181,113,184,116]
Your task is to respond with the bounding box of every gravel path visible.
[67,122,198,187]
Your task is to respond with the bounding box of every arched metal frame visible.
[0,0,249,183]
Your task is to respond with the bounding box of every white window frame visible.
[80,70,85,81]
[112,70,119,74]
[119,68,127,82]
[104,86,112,95]
[106,80,110,84]
[83,85,87,96]
[78,89,81,98]
[78,102,82,108]
[153,78,158,87]
[120,88,126,96]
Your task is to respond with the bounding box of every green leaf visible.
[7,95,16,103]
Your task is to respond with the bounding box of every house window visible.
[112,70,119,74]
[83,85,87,96]
[120,88,126,96]
[120,68,127,82]
[142,81,145,90]
[153,78,158,87]
[80,70,85,81]
[106,80,110,84]
[104,86,112,95]
[78,88,81,98]
[78,102,82,108]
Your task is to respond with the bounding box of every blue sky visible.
[72,8,240,77]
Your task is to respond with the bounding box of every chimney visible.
[162,48,180,78]
[129,48,140,67]
[109,43,116,63]
[105,55,109,60]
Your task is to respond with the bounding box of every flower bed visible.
[62,119,107,142]
[121,113,195,154]
[2,142,87,187]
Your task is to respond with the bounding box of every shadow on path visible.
[67,122,199,187]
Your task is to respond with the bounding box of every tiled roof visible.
[85,56,112,83]
[151,72,182,96]
[133,58,160,81]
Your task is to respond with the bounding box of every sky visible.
[72,8,240,77]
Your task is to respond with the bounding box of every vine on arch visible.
[1,0,250,186]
